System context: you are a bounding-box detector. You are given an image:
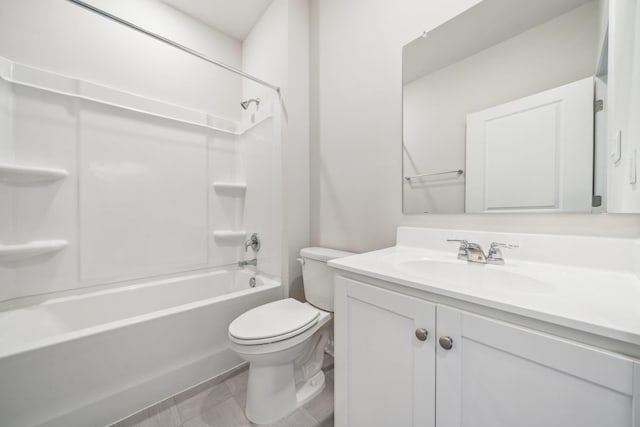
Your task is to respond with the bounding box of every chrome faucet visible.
[447,239,471,260]
[245,233,261,252]
[447,240,487,263]
[238,259,257,267]
[486,242,519,265]
[447,240,518,264]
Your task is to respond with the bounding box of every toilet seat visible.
[229,298,320,345]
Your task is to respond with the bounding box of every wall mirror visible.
[402,0,640,214]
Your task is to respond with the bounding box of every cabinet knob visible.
[415,328,428,341]
[439,336,453,350]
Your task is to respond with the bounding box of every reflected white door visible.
[466,77,594,213]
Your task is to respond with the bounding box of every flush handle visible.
[439,336,453,350]
[415,328,429,341]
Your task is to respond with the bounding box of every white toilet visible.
[228,247,354,425]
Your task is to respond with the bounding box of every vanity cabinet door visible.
[334,276,436,427]
[436,305,639,427]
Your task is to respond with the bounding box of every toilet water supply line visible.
[293,257,328,380]
[314,329,330,375]
[302,328,330,382]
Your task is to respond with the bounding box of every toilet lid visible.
[229,298,320,343]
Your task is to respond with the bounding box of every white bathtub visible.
[0,269,282,427]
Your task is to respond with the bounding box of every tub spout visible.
[238,259,257,267]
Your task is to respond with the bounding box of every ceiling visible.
[162,0,274,40]
[403,0,596,84]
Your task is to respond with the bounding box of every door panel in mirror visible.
[466,77,594,213]
[402,0,618,214]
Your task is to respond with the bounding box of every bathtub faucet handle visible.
[245,233,261,253]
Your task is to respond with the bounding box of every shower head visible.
[240,98,260,111]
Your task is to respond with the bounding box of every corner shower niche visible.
[0,163,69,260]
[0,56,282,303]
[212,182,248,244]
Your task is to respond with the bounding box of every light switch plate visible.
[611,130,622,164]
[630,149,637,185]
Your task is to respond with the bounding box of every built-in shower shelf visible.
[213,231,247,241]
[0,164,68,184]
[212,182,247,194]
[0,240,68,260]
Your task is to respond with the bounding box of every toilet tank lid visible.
[300,247,355,262]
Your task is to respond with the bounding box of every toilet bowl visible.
[228,247,354,425]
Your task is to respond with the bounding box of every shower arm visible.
[241,98,260,111]
[64,0,281,94]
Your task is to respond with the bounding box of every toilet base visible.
[245,362,296,424]
[245,367,326,425]
[231,304,332,425]
[296,370,326,406]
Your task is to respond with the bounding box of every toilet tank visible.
[300,247,355,312]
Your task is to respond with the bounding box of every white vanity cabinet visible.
[436,305,637,427]
[334,276,436,427]
[334,275,640,427]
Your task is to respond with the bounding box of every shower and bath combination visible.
[0,2,285,426]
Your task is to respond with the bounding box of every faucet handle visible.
[447,239,468,246]
[447,239,469,260]
[487,242,519,264]
[245,233,261,253]
[489,242,519,250]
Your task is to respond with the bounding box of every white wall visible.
[242,0,311,298]
[403,2,600,213]
[0,79,12,162]
[239,113,283,279]
[284,0,312,300]
[0,79,15,288]
[242,1,289,112]
[241,0,288,286]
[0,0,242,120]
[608,0,640,212]
[310,0,640,254]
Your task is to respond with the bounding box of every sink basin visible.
[328,227,640,349]
[395,258,554,294]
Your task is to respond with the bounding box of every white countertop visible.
[329,227,640,348]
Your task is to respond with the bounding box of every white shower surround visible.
[0,269,282,427]
[0,56,283,301]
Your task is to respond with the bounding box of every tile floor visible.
[111,355,334,427]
